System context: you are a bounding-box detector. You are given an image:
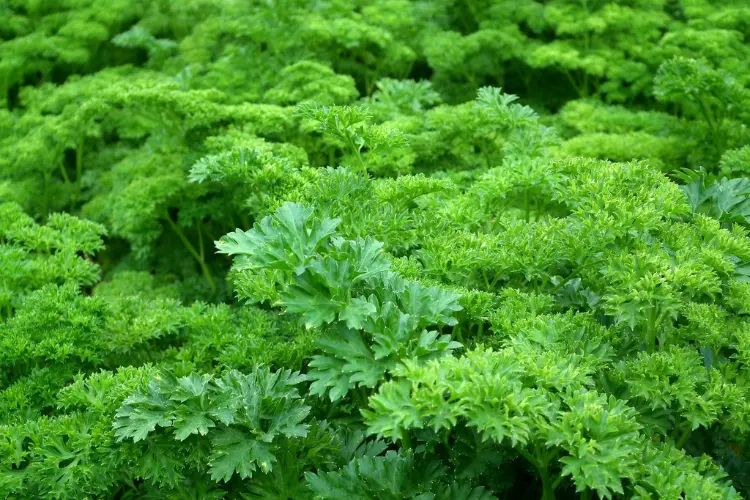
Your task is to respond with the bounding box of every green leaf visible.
[340,296,378,330]
[113,382,172,442]
[309,328,384,400]
[216,202,340,273]
[209,428,276,482]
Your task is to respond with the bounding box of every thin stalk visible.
[347,138,366,174]
[452,323,464,343]
[163,211,217,292]
[401,60,414,80]
[476,321,484,338]
[561,68,583,97]
[482,269,491,289]
[42,170,51,221]
[645,308,658,353]
[76,139,84,182]
[74,138,84,205]
[537,446,558,500]
[551,476,564,490]
[676,425,692,449]
[539,465,555,500]
[354,387,370,408]
[325,399,341,420]
[524,190,531,221]
[58,160,71,184]
[582,70,589,98]
[519,446,559,500]
[197,219,205,262]
[399,431,412,450]
[442,430,452,447]
[517,448,539,468]
[201,224,219,246]
[696,97,718,132]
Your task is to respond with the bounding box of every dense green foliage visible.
[3,0,750,498]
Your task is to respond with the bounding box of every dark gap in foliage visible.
[687,425,750,494]
[6,83,20,110]
[408,58,434,83]
[50,64,82,86]
[526,68,583,112]
[517,21,545,42]
[97,237,136,278]
[62,148,79,183]
[664,0,687,21]
[103,336,189,369]
[22,71,46,92]
[112,478,145,499]
[447,3,480,35]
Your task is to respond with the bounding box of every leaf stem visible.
[399,431,412,450]
[58,160,71,184]
[74,137,84,206]
[676,425,692,449]
[645,308,658,353]
[539,465,556,500]
[198,219,205,262]
[42,170,51,222]
[163,210,217,292]
[524,190,531,221]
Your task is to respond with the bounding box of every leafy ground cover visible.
[2,0,750,498]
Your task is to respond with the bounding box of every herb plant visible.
[3,0,750,498]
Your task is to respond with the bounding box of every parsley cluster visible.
[3,0,750,498]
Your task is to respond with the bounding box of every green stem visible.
[524,190,531,221]
[74,138,84,205]
[676,425,692,449]
[582,70,589,98]
[202,224,219,246]
[325,399,341,420]
[561,68,583,97]
[520,446,558,500]
[58,160,71,184]
[645,308,657,353]
[551,476,564,490]
[452,323,464,343]
[197,219,205,262]
[696,97,718,132]
[517,448,538,468]
[539,467,555,500]
[399,431,412,450]
[476,321,484,338]
[401,59,414,80]
[348,139,366,174]
[42,170,51,221]
[163,211,217,292]
[354,386,370,408]
[482,269,491,289]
